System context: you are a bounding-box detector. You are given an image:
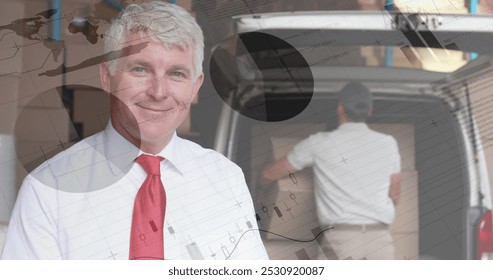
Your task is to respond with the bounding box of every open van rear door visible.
[219,10,493,259]
[221,11,493,119]
[432,55,493,259]
[233,11,493,53]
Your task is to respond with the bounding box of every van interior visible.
[232,92,469,259]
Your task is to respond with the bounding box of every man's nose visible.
[146,75,167,100]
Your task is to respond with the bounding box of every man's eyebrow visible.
[125,59,153,68]
[170,64,192,74]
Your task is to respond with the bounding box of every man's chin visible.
[138,122,177,138]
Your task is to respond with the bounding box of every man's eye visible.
[171,71,184,78]
[132,67,145,73]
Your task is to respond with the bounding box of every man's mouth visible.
[135,103,176,112]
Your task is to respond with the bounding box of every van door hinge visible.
[394,13,443,32]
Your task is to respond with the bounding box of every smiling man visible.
[1,1,268,260]
[102,31,202,155]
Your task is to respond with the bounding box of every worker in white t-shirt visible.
[261,81,401,260]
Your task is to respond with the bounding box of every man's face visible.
[100,33,203,150]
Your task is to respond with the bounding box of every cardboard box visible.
[393,0,467,13]
[394,232,419,259]
[15,107,75,143]
[390,170,419,233]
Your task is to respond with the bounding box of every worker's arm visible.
[389,172,401,205]
[260,156,297,186]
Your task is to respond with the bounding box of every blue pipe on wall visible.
[104,0,125,11]
[52,0,61,41]
[385,0,393,67]
[470,0,478,60]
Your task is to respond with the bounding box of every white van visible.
[213,11,493,260]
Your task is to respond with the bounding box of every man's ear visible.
[368,107,373,117]
[99,62,111,94]
[337,102,345,115]
[191,72,204,100]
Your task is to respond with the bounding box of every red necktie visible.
[129,154,166,260]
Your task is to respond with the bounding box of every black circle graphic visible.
[210,32,314,122]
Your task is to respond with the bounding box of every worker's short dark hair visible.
[337,81,373,121]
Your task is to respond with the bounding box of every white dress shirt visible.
[287,122,401,226]
[1,122,268,260]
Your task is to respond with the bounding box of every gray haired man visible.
[1,1,267,260]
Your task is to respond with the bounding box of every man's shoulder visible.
[28,132,105,186]
[364,129,399,150]
[361,125,398,142]
[307,131,331,142]
[370,130,398,143]
[176,136,241,171]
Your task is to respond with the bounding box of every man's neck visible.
[338,115,348,125]
[138,138,172,155]
[111,119,173,155]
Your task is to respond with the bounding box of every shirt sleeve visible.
[389,136,401,174]
[227,165,269,260]
[0,176,62,259]
[287,134,318,171]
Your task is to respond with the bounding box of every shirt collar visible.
[103,121,186,176]
[138,131,186,176]
[339,122,369,131]
[103,120,139,176]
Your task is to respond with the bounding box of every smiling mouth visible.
[135,104,177,112]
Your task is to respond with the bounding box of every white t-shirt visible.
[1,122,268,260]
[287,122,401,226]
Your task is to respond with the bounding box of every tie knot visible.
[136,154,163,176]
